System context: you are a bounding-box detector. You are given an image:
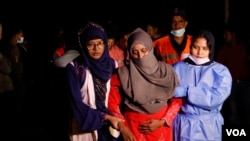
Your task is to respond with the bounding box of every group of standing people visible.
[53,7,234,141]
[0,3,248,140]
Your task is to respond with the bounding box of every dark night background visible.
[1,0,248,46]
[0,0,249,140]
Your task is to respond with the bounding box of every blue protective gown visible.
[172,61,232,141]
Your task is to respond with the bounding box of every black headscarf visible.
[78,21,116,82]
[77,22,116,114]
[192,29,215,61]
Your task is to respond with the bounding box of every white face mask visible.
[188,55,210,65]
[171,28,185,37]
[17,37,24,44]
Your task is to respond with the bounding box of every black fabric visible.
[93,77,110,114]
[170,34,188,56]
[97,123,121,141]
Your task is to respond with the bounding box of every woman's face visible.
[131,44,149,59]
[191,37,210,58]
[87,39,105,59]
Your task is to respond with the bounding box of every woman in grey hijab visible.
[108,28,181,141]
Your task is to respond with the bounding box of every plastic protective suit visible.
[172,60,232,141]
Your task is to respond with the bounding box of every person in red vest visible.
[153,7,192,65]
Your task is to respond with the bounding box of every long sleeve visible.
[66,64,105,132]
[108,73,125,120]
[161,98,182,126]
[173,86,188,98]
[187,75,232,111]
[173,61,233,111]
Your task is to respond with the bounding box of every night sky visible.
[2,0,248,65]
[1,1,225,31]
[0,0,248,53]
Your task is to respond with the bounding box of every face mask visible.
[171,28,185,37]
[189,55,210,65]
[17,37,24,44]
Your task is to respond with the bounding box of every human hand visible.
[105,115,124,130]
[118,122,136,141]
[138,119,165,134]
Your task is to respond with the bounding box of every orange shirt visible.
[153,35,192,65]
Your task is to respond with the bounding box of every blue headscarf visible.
[78,22,116,82]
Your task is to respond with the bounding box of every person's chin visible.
[91,55,102,60]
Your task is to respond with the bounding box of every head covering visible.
[170,8,187,20]
[78,21,116,82]
[118,28,179,114]
[192,29,215,61]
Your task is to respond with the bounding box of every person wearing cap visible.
[62,21,124,141]
[108,28,180,141]
[172,30,232,141]
[153,8,192,65]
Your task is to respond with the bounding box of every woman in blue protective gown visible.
[172,30,232,141]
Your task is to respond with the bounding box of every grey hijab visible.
[118,28,179,114]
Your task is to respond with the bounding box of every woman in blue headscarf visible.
[172,30,232,141]
[64,21,122,141]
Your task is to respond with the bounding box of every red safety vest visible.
[153,35,192,65]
